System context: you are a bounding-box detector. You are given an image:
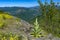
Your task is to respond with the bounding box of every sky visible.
[0,0,60,7]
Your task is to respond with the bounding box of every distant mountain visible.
[0,6,60,22]
[0,6,40,22]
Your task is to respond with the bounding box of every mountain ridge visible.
[0,6,40,22]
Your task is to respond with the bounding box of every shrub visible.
[31,18,47,38]
[38,0,60,37]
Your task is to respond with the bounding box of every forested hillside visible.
[0,7,40,22]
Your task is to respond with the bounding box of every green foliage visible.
[38,0,60,37]
[0,11,20,29]
[0,10,4,14]
[0,21,5,29]
[0,32,22,40]
[31,18,47,38]
[0,17,5,29]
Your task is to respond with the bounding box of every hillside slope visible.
[0,7,40,22]
[0,12,34,40]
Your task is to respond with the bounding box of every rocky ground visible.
[0,18,60,40]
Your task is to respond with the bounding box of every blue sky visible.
[0,0,60,7]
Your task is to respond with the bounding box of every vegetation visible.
[0,13,13,28]
[0,7,39,22]
[0,11,23,40]
[37,0,60,37]
[0,0,60,40]
[31,18,47,38]
[0,11,20,29]
[0,32,23,40]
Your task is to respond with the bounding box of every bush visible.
[38,0,60,37]
[31,18,47,38]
